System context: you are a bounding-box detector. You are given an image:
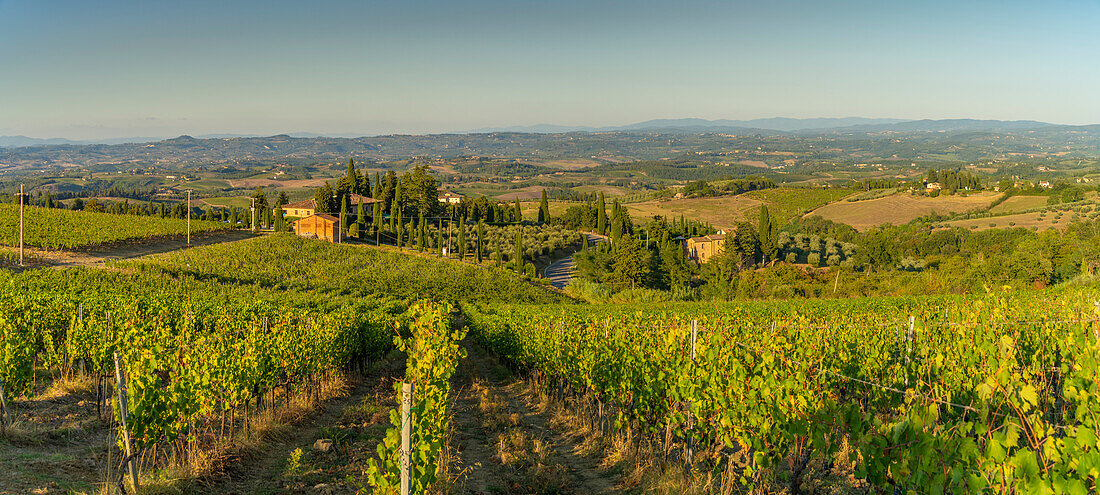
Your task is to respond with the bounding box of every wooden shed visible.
[294,214,341,242]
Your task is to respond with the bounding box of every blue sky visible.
[1,0,1099,139]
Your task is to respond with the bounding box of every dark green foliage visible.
[597,192,607,235]
[538,190,550,223]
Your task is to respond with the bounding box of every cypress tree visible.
[418,213,426,251]
[396,212,403,248]
[757,205,777,263]
[274,206,286,232]
[597,192,607,235]
[437,219,444,255]
[339,196,349,235]
[495,238,503,268]
[513,199,522,223]
[457,217,467,259]
[610,201,623,242]
[352,200,363,238]
[538,189,550,223]
[513,229,524,272]
[476,220,485,263]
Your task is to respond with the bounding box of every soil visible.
[449,340,621,494]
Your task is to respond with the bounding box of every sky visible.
[1,0,1099,140]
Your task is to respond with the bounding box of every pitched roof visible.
[312,213,339,222]
[688,234,726,243]
[283,199,316,209]
[347,193,380,205]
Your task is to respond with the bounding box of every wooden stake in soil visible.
[0,376,10,431]
[400,382,414,495]
[113,351,140,494]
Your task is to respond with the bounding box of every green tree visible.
[513,199,522,223]
[597,192,607,235]
[339,196,349,235]
[314,182,336,214]
[251,187,269,213]
[476,220,485,263]
[437,219,444,255]
[610,234,647,288]
[609,200,624,242]
[538,190,550,223]
[399,165,442,218]
[275,191,290,207]
[457,218,467,259]
[373,201,383,242]
[513,230,524,272]
[757,205,777,263]
[274,206,287,232]
[356,199,366,238]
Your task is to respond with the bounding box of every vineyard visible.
[6,227,1100,493]
[0,203,229,250]
[463,288,1100,493]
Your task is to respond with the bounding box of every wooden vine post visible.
[0,376,10,432]
[113,351,140,493]
[400,382,414,495]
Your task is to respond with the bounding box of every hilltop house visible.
[281,194,379,217]
[294,214,341,242]
[439,191,465,204]
[685,234,726,263]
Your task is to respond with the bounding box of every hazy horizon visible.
[2,0,1099,140]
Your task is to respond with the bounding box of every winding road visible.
[544,233,605,290]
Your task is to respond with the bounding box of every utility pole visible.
[186,189,192,246]
[251,197,256,233]
[18,183,24,266]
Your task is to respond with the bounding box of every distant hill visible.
[0,135,166,147]
[471,117,913,134]
[829,119,1059,133]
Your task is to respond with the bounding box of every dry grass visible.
[943,211,1070,231]
[39,374,97,400]
[100,372,353,494]
[625,196,764,230]
[808,191,1000,231]
[989,195,1048,214]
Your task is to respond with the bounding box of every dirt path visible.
[196,357,405,495]
[449,340,620,494]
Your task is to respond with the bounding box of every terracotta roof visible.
[439,191,464,198]
[312,213,339,222]
[348,193,380,205]
[688,234,726,242]
[283,199,316,209]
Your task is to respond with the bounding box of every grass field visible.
[990,195,1048,214]
[808,191,1001,231]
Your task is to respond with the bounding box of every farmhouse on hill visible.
[294,213,341,242]
[281,194,379,217]
[439,191,465,204]
[685,234,726,263]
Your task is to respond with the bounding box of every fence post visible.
[400,382,414,495]
[113,351,139,494]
